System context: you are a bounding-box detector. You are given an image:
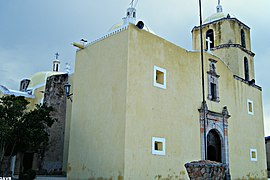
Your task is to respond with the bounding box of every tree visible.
[0,95,56,175]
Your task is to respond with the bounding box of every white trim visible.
[153,65,166,89]
[247,99,254,115]
[250,148,257,161]
[84,24,129,50]
[0,85,35,99]
[40,97,44,105]
[152,137,166,156]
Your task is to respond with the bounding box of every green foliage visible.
[0,95,56,162]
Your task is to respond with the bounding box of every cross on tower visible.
[55,52,59,59]
[216,0,222,13]
[206,37,212,52]
[129,0,137,8]
[130,0,134,7]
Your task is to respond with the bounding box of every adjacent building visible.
[0,57,72,175]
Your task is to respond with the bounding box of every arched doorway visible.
[207,129,222,162]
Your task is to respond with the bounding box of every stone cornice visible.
[211,44,255,57]
[233,75,262,91]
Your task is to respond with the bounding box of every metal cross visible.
[206,37,212,52]
[130,0,138,8]
[130,0,134,7]
[55,52,59,59]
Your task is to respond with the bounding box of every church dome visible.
[204,12,226,23]
[108,22,126,32]
[27,71,64,89]
[204,12,235,24]
[204,1,235,24]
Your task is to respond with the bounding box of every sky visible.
[0,0,269,135]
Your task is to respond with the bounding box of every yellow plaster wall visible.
[67,30,129,179]
[228,80,266,179]
[29,87,45,109]
[204,53,266,178]
[124,25,265,179]
[211,48,255,80]
[63,74,74,173]
[124,25,202,179]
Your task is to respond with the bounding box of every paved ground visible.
[35,176,67,180]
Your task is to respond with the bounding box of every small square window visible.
[247,99,254,115]
[152,137,166,156]
[154,66,166,89]
[250,148,257,161]
[155,141,163,151]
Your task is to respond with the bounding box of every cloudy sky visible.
[0,0,269,135]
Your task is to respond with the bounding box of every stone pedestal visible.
[185,160,227,180]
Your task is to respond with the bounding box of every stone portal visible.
[199,104,231,179]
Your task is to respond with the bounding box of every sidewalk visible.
[35,176,67,180]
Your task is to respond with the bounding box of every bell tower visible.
[191,1,255,82]
[53,52,60,72]
[122,0,137,25]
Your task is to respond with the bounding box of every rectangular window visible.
[247,99,254,115]
[153,66,166,89]
[152,137,166,156]
[210,83,217,100]
[250,148,257,161]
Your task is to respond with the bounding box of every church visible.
[67,1,266,179]
[0,0,267,179]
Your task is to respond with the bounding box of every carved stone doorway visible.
[207,129,222,162]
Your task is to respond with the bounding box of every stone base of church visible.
[185,160,229,179]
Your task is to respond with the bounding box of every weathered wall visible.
[124,25,202,179]
[42,74,68,173]
[67,29,128,179]
[210,47,255,80]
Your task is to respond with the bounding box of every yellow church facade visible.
[67,3,266,179]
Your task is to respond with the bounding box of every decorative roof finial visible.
[65,63,71,74]
[216,0,223,13]
[55,52,59,60]
[53,53,60,72]
[123,0,138,25]
[129,0,138,8]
